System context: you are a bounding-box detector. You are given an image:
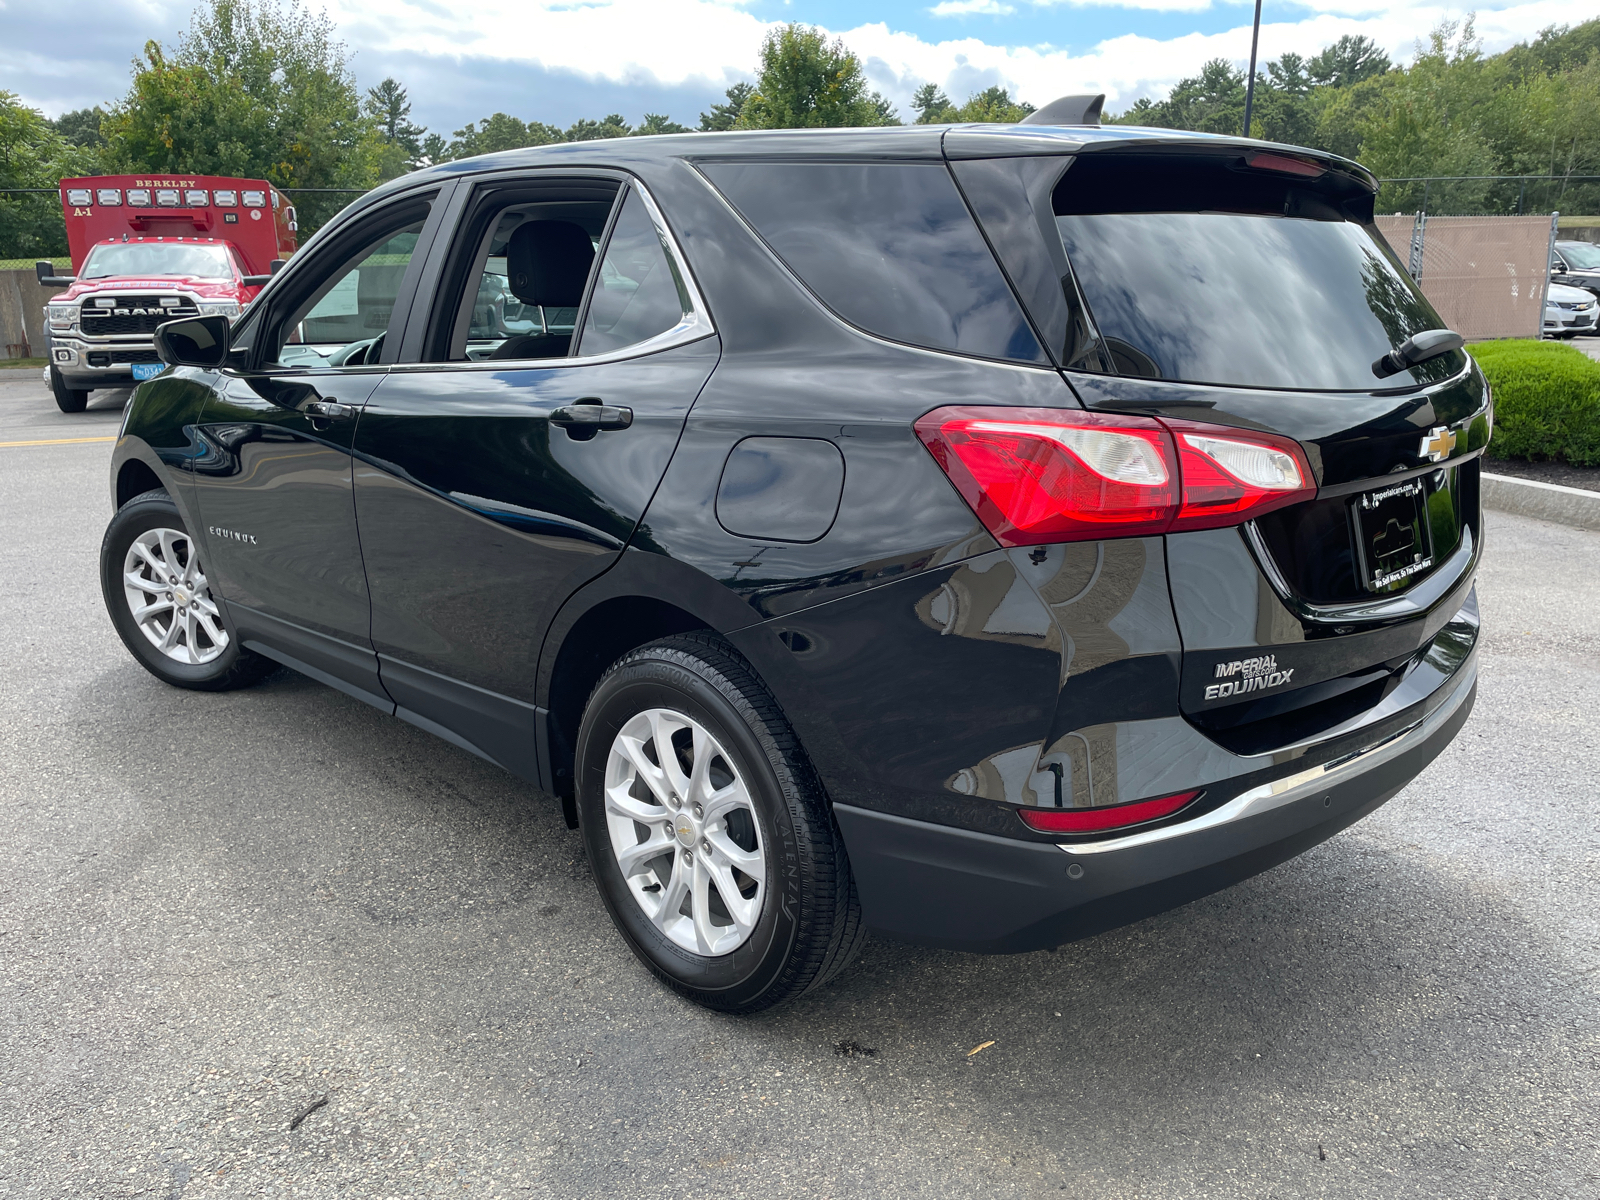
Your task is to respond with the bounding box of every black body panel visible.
[105,123,1485,960]
[190,369,389,706]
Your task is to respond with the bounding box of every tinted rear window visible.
[703,161,1046,364]
[1053,156,1462,391]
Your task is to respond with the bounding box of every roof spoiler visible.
[1021,94,1105,127]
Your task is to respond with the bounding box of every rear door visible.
[952,143,1489,751]
[350,174,718,775]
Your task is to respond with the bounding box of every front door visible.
[192,196,440,706]
[351,179,718,775]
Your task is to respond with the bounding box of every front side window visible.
[1051,154,1463,391]
[81,242,232,280]
[702,161,1047,365]
[269,216,427,369]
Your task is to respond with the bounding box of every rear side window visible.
[702,161,1047,365]
[579,188,690,357]
[1052,155,1463,391]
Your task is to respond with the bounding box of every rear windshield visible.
[81,242,233,280]
[1053,156,1462,391]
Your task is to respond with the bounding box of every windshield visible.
[1053,156,1462,391]
[81,242,233,280]
[1560,243,1600,270]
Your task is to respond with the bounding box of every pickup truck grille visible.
[80,295,199,336]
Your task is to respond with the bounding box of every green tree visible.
[735,24,898,129]
[0,91,97,257]
[567,114,632,141]
[365,77,424,154]
[1308,36,1392,88]
[699,82,753,132]
[634,113,689,136]
[911,83,955,124]
[52,107,108,150]
[951,86,1033,123]
[102,0,387,230]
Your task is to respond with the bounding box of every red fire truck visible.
[39,174,297,412]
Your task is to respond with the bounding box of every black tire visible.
[51,365,89,413]
[100,488,277,691]
[575,633,865,1013]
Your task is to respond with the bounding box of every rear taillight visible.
[915,406,1314,546]
[1018,789,1202,834]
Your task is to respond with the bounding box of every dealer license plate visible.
[131,363,164,381]
[1353,478,1435,593]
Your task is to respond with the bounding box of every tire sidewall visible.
[101,492,247,687]
[577,655,804,1009]
[51,366,88,413]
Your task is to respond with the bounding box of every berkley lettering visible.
[208,526,257,544]
[1206,653,1294,701]
[135,178,199,188]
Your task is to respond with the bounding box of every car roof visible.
[377,122,1369,199]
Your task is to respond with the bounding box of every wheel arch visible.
[536,549,763,810]
[115,456,164,509]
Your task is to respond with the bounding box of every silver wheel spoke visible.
[652,853,690,931]
[604,706,767,958]
[707,827,764,882]
[615,828,675,877]
[123,528,227,665]
[690,856,720,954]
[131,598,174,622]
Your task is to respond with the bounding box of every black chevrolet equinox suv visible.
[103,108,1485,1012]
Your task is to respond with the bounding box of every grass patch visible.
[1470,339,1600,467]
[1,357,47,370]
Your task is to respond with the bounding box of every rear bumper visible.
[835,650,1477,953]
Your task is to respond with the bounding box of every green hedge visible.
[1471,339,1600,467]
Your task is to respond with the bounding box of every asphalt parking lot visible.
[2,372,1597,1199]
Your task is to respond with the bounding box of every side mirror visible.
[155,314,232,369]
[36,260,76,287]
[270,258,286,274]
[241,275,272,286]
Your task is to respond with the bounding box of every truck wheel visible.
[50,366,90,413]
[100,489,277,691]
[575,633,864,1013]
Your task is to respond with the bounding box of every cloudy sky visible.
[8,0,1593,135]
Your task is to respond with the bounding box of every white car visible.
[1544,281,1599,338]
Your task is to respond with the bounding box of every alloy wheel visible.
[121,527,228,665]
[603,707,767,956]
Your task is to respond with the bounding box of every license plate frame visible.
[130,362,164,382]
[1352,477,1435,593]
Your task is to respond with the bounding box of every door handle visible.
[550,401,633,435]
[303,399,355,419]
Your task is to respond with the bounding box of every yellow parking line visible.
[0,435,118,448]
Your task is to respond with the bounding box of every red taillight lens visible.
[1245,150,1325,178]
[916,406,1315,546]
[1166,420,1316,531]
[914,407,1177,545]
[1018,789,1202,834]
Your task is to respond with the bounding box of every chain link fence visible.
[1376,213,1557,341]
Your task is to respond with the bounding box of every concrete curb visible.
[1482,472,1600,530]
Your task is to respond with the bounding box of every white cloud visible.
[929,0,1017,15]
[322,0,1593,117]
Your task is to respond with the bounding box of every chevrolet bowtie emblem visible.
[1419,426,1457,463]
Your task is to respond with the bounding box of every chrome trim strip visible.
[1059,656,1476,856]
[1242,519,1478,626]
